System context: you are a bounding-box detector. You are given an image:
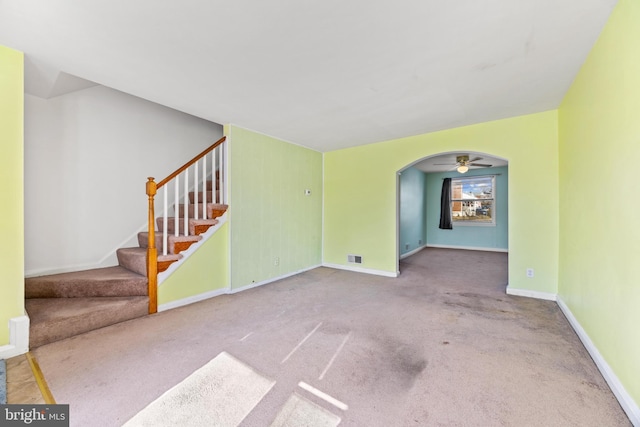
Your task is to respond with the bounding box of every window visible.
[451,175,495,225]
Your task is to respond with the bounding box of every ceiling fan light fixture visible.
[457,165,469,173]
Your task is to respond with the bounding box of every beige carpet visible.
[32,248,632,426]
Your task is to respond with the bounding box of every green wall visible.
[324,111,559,292]
[0,46,24,345]
[158,222,229,305]
[228,126,323,289]
[559,0,640,406]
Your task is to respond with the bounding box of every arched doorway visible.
[396,151,509,273]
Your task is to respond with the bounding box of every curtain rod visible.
[442,173,501,180]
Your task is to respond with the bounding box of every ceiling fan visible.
[434,155,493,173]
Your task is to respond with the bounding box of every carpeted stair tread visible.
[175,203,228,219]
[157,217,218,235]
[137,231,165,252]
[166,234,202,243]
[26,297,148,348]
[25,266,147,299]
[117,247,147,276]
[159,254,182,262]
[157,254,183,273]
[116,248,183,275]
[188,218,219,235]
[138,232,202,254]
[208,203,228,219]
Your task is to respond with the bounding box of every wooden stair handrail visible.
[146,135,226,314]
[157,136,226,189]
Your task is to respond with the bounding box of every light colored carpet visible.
[32,248,632,426]
[123,352,274,426]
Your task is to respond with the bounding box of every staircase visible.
[24,137,228,348]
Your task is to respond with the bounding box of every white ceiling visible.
[0,0,617,152]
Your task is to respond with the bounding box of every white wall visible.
[24,85,222,276]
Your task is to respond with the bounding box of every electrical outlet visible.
[275,257,280,266]
[526,268,534,278]
[304,189,311,196]
[405,244,410,250]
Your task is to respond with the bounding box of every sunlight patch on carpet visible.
[270,393,341,427]
[123,352,275,427]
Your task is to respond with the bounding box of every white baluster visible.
[221,143,225,204]
[174,176,179,237]
[194,161,199,220]
[202,155,207,218]
[162,186,168,256]
[184,169,189,235]
[212,147,218,203]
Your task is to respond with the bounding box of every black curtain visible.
[439,178,453,230]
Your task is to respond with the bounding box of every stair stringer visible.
[157,212,229,286]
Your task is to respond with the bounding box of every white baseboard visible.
[159,263,322,310]
[321,263,398,278]
[229,264,322,294]
[426,244,508,253]
[400,245,426,260]
[158,287,230,312]
[556,297,640,426]
[506,286,557,301]
[0,316,30,360]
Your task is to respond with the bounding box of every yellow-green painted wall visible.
[324,111,559,293]
[228,126,323,289]
[559,0,640,405]
[158,222,229,305]
[0,46,24,346]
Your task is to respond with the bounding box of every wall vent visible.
[347,254,362,264]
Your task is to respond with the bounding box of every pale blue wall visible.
[399,167,427,256]
[425,166,508,250]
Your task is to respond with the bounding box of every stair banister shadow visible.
[145,136,227,314]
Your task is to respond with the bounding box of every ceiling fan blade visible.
[468,157,483,163]
[433,163,456,166]
[470,163,492,167]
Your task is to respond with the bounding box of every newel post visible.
[146,177,158,314]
